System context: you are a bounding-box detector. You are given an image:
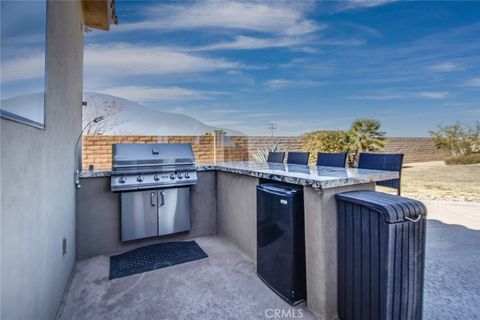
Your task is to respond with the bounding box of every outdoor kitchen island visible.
[207,161,398,319]
[77,161,398,320]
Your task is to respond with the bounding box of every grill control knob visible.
[185,172,190,179]
[170,173,175,180]
[153,175,160,181]
[119,177,127,184]
[177,173,183,179]
[137,176,144,182]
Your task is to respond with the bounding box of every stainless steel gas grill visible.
[111,143,197,241]
[111,143,197,192]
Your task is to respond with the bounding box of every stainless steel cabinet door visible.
[158,188,191,236]
[121,191,158,241]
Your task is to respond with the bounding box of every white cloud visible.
[98,86,224,102]
[265,79,291,90]
[428,62,463,72]
[264,79,324,90]
[187,35,364,51]
[226,70,255,85]
[341,22,383,38]
[191,35,308,51]
[0,53,44,84]
[348,94,405,100]
[317,38,366,46]
[464,77,480,87]
[96,2,371,52]
[350,91,450,100]
[419,91,449,99]
[118,1,322,36]
[84,43,240,80]
[329,0,397,13]
[108,2,326,52]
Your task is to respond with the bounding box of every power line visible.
[268,122,277,137]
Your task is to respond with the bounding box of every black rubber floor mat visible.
[110,241,208,279]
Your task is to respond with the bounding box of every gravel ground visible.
[384,161,480,202]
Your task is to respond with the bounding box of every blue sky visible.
[3,1,478,136]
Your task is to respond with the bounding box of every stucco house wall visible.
[1,1,84,319]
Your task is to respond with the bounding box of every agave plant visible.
[253,144,285,162]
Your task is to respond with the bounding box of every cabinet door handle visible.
[150,192,156,206]
[160,192,165,206]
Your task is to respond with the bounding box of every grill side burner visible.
[110,143,197,241]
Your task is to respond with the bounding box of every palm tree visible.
[348,119,387,166]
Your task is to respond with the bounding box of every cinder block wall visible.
[82,135,446,170]
[382,137,448,163]
[82,135,215,170]
[245,136,303,159]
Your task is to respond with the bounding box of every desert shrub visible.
[300,119,387,166]
[430,121,480,156]
[253,144,285,162]
[444,153,480,165]
[300,130,350,163]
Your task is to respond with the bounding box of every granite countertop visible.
[80,161,398,191]
[78,163,217,178]
[212,161,398,190]
[79,170,112,178]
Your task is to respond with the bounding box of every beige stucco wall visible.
[1,1,84,319]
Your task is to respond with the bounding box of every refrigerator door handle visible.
[257,184,294,197]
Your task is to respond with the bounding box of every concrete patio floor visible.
[422,200,480,320]
[57,201,480,320]
[56,236,315,320]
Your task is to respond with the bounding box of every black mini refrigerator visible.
[256,183,306,305]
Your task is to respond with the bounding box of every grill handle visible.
[160,192,165,207]
[150,192,156,206]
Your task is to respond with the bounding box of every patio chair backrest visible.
[316,152,347,168]
[267,152,285,163]
[358,153,404,195]
[287,152,310,165]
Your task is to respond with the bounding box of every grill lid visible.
[112,143,195,172]
[111,143,197,192]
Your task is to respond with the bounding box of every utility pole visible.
[268,122,277,137]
